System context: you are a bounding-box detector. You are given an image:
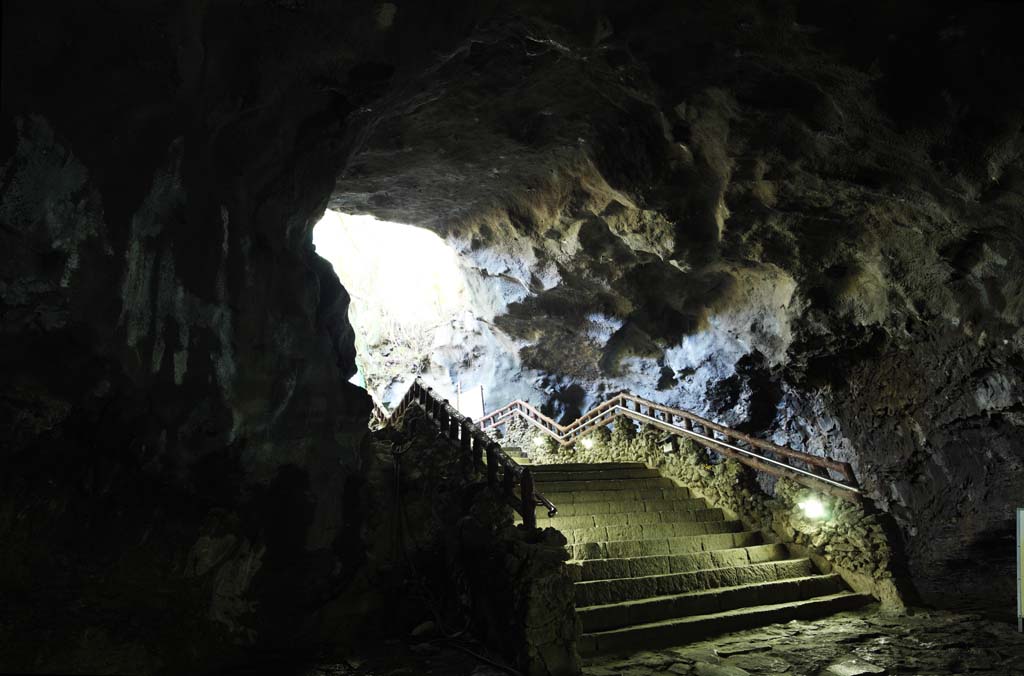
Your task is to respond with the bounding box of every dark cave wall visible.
[1,1,1024,673]
[0,2,395,672]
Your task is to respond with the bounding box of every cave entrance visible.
[313,209,480,412]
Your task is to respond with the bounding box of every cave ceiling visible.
[325,2,1024,604]
[2,3,1024,665]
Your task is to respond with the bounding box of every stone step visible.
[562,519,744,546]
[578,573,848,632]
[536,477,678,493]
[568,531,762,561]
[528,462,648,473]
[578,592,875,655]
[543,487,693,504]
[541,497,708,517]
[532,467,663,482]
[575,543,788,582]
[574,558,815,606]
[539,507,724,531]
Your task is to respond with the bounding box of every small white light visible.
[533,436,548,447]
[798,498,826,520]
[581,438,595,450]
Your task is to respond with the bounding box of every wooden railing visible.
[378,379,556,527]
[368,389,392,429]
[478,393,862,503]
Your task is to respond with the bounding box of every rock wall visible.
[3,1,1024,670]
[456,500,580,676]
[365,406,579,676]
[498,416,562,463]
[328,2,1024,614]
[0,2,385,672]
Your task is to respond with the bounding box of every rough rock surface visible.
[327,3,1024,614]
[3,1,1024,673]
[376,405,580,676]
[297,608,1024,676]
[1,2,380,672]
[578,608,1024,676]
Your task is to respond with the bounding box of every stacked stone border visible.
[388,405,580,676]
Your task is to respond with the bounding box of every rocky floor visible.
[581,608,1024,676]
[296,607,1024,676]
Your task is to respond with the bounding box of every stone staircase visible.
[516,459,873,656]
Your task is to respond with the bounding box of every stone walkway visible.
[299,607,1024,676]
[582,608,1024,676]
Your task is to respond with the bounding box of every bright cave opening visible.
[313,210,484,415]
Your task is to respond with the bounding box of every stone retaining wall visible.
[378,407,580,675]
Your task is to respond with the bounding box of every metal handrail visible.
[378,378,556,526]
[478,393,862,503]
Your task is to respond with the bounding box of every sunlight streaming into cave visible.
[313,210,473,402]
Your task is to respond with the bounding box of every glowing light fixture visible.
[533,435,548,447]
[798,497,827,520]
[580,438,595,450]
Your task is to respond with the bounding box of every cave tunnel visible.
[3,1,1024,675]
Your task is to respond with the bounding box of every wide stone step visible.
[536,477,677,493]
[543,487,692,504]
[578,573,848,632]
[541,507,724,531]
[578,592,875,655]
[542,497,708,517]
[575,543,788,582]
[532,467,663,482]
[569,531,762,560]
[574,558,815,606]
[528,462,648,473]
[563,519,744,546]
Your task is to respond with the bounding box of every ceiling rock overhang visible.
[2,1,1023,672]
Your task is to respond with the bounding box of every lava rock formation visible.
[2,1,1023,673]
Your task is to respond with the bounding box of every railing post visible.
[521,469,536,529]
[460,421,472,460]
[446,404,458,440]
[502,461,514,501]
[486,442,499,487]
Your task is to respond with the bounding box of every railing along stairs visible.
[370,379,557,528]
[477,393,862,503]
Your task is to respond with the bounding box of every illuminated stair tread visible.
[574,543,788,581]
[577,573,850,632]
[578,592,873,655]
